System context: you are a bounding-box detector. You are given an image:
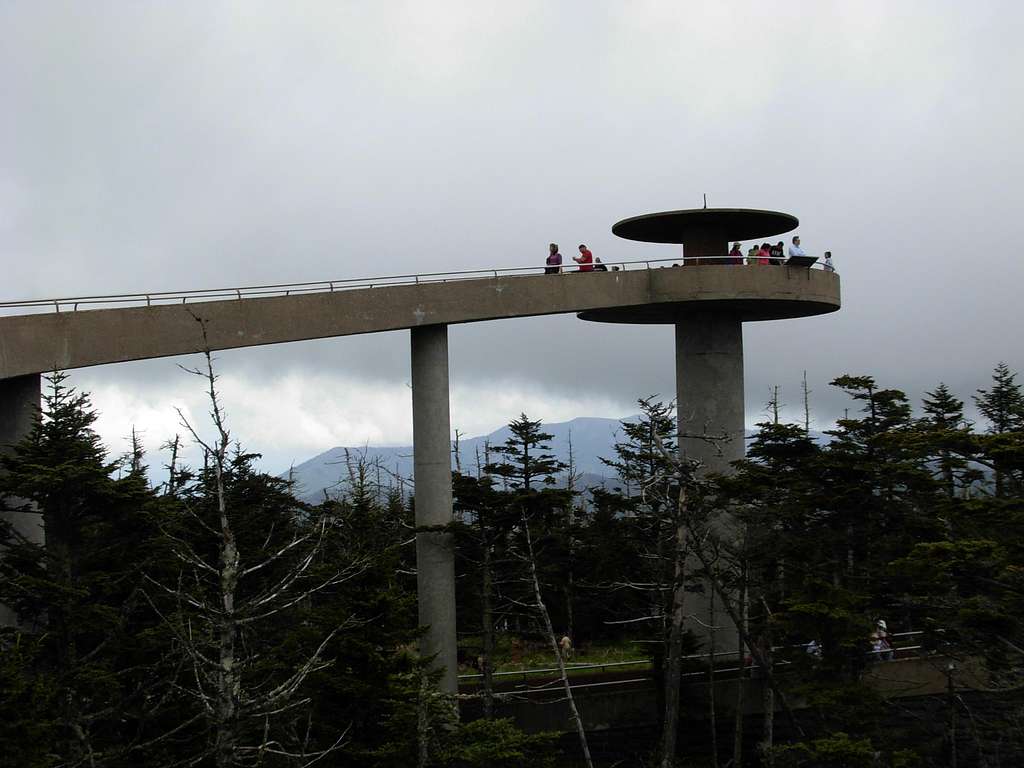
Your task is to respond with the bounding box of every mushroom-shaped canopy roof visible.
[612,207,798,244]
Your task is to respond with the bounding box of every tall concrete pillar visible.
[0,374,43,627]
[410,325,458,696]
[675,313,745,652]
[675,312,745,472]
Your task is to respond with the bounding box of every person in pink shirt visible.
[574,244,595,272]
[758,242,771,266]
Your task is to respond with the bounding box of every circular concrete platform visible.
[577,264,840,324]
[612,208,798,244]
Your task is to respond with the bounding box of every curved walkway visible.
[0,263,839,379]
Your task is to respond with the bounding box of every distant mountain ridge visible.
[282,416,829,503]
[283,416,637,502]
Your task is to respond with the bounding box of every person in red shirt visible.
[574,244,594,272]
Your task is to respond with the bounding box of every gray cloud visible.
[2,1,1021,469]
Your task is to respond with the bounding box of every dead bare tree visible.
[644,417,810,766]
[801,371,811,434]
[682,521,805,742]
[660,492,691,768]
[643,422,724,768]
[733,559,748,768]
[758,596,776,766]
[592,399,717,768]
[564,431,582,646]
[452,429,463,475]
[470,443,498,720]
[706,576,720,768]
[145,344,367,768]
[161,434,185,497]
[520,508,593,768]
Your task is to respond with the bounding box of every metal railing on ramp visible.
[0,256,832,315]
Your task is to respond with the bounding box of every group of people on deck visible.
[726,236,834,271]
[545,237,834,273]
[733,239,789,265]
[545,243,608,274]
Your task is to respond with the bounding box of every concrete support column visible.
[1,374,43,627]
[675,312,745,472]
[410,325,458,696]
[675,313,745,652]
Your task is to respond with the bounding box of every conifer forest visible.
[3,360,1024,768]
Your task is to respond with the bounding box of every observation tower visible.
[582,207,839,475]
[582,206,840,650]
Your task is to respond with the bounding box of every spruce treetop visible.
[485,413,565,491]
[975,362,1024,434]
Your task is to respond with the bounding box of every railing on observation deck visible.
[0,255,834,315]
[457,630,921,686]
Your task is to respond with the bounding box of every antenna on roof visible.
[703,193,707,209]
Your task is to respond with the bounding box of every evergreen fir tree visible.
[451,468,516,719]
[593,398,679,639]
[294,455,426,766]
[975,362,1024,435]
[484,414,573,627]
[0,372,164,765]
[974,362,1024,497]
[822,375,942,612]
[919,382,978,499]
[485,414,565,494]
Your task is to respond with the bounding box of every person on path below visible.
[870,630,885,661]
[876,619,894,660]
[728,241,744,265]
[788,235,807,259]
[574,244,594,272]
[545,243,562,274]
[559,634,573,660]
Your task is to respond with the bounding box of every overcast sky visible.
[2,1,1022,475]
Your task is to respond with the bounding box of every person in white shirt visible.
[823,251,835,272]
[788,235,807,259]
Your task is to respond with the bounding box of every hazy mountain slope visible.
[282,416,829,503]
[284,416,634,502]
